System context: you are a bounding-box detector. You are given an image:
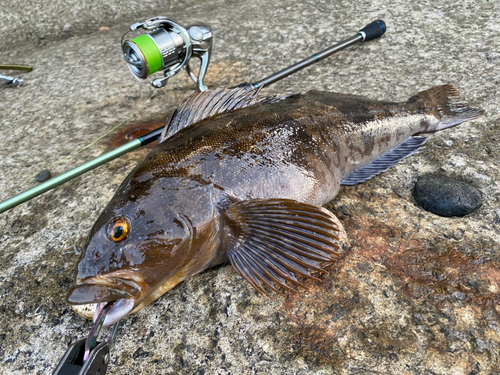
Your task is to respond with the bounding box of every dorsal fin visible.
[340,136,428,186]
[159,87,266,143]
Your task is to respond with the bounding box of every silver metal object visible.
[122,17,212,92]
[0,73,22,85]
[0,64,32,85]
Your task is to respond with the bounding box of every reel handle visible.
[181,25,212,92]
[358,20,386,42]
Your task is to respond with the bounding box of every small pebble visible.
[413,174,482,217]
[35,169,52,182]
[452,230,464,240]
[475,338,487,353]
[452,291,466,301]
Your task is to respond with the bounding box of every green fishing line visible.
[131,35,163,75]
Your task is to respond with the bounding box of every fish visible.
[67,85,484,326]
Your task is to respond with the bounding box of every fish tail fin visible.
[407,85,485,131]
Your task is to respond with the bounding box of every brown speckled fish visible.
[67,85,484,325]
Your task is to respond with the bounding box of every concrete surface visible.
[1,0,499,374]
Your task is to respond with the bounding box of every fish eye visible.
[107,218,130,242]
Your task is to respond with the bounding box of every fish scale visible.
[67,85,484,326]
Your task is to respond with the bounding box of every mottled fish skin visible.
[67,85,484,325]
[137,86,482,206]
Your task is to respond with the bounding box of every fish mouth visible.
[67,275,143,326]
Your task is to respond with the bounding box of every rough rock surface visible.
[1,1,499,374]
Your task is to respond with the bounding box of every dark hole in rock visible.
[413,173,482,217]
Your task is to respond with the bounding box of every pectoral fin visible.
[222,199,341,296]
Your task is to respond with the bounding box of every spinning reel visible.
[122,17,212,92]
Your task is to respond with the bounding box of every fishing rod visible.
[0,19,385,215]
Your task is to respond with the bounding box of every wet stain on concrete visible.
[108,116,171,150]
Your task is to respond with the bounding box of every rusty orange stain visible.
[108,116,172,150]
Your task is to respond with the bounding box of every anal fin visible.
[222,199,341,296]
[340,136,428,186]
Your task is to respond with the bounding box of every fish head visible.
[67,175,222,326]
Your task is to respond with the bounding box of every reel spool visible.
[122,17,212,92]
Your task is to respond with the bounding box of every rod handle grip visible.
[359,20,386,42]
